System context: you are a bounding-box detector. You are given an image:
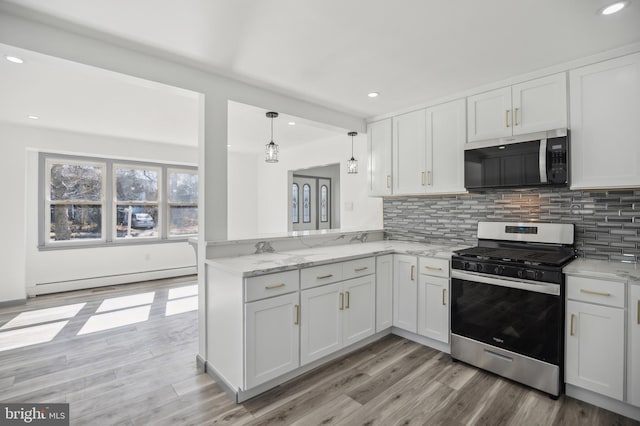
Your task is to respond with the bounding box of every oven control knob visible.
[525,270,542,280]
[494,266,504,274]
[517,270,524,278]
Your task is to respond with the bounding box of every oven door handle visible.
[451,270,560,296]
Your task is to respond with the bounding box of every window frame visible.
[39,153,197,250]
[166,167,199,239]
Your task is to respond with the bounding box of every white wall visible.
[255,134,383,236]
[1,122,198,297]
[227,151,259,239]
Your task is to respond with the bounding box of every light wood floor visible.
[0,278,637,426]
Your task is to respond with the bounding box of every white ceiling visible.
[2,0,640,118]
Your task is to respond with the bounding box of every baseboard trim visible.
[196,354,206,373]
[566,384,640,421]
[0,298,27,308]
[34,267,196,295]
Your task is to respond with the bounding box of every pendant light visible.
[265,111,279,163]
[347,131,358,174]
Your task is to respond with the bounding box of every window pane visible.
[169,171,198,203]
[50,205,102,241]
[303,184,310,223]
[320,185,328,222]
[169,206,198,236]
[50,164,102,201]
[116,168,158,202]
[116,205,158,238]
[292,184,299,223]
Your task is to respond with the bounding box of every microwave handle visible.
[539,138,548,183]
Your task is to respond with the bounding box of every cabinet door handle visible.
[427,171,432,186]
[442,288,446,306]
[294,304,299,325]
[339,292,344,310]
[570,313,576,336]
[580,289,610,297]
[345,291,350,309]
[514,107,519,126]
[317,274,334,280]
[386,175,391,189]
[265,283,285,290]
[505,110,511,128]
[424,265,442,271]
[637,299,639,325]
[421,171,426,186]
[410,265,415,281]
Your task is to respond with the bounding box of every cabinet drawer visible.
[342,257,375,280]
[245,270,299,302]
[301,263,343,289]
[418,257,449,278]
[567,276,625,308]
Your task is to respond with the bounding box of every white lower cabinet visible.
[244,292,300,389]
[300,275,375,366]
[630,284,640,407]
[417,274,449,343]
[393,255,418,333]
[565,279,625,400]
[376,255,393,331]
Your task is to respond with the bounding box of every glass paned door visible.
[291,176,331,231]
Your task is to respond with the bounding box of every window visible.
[303,184,311,223]
[168,169,198,236]
[46,159,105,243]
[40,154,197,248]
[292,183,299,223]
[320,185,328,223]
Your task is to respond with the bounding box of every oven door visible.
[451,270,563,365]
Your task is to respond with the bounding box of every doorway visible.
[289,164,340,232]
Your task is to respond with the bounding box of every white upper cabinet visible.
[467,73,567,142]
[368,118,393,196]
[393,109,427,194]
[570,52,640,189]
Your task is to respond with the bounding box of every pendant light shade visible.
[265,111,279,163]
[347,131,358,174]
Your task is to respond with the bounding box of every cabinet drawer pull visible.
[580,289,610,297]
[514,107,519,126]
[354,267,369,272]
[410,265,415,281]
[317,274,334,280]
[294,304,299,325]
[386,175,391,189]
[345,291,350,309]
[339,292,344,310]
[265,283,286,290]
[570,313,576,336]
[442,288,446,306]
[424,265,442,271]
[505,110,510,128]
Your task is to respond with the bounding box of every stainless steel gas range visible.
[450,221,576,397]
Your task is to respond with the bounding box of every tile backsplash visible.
[383,188,640,263]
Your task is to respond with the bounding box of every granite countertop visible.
[564,258,640,282]
[205,241,469,277]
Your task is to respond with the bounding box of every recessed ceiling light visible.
[600,1,627,15]
[27,115,39,120]
[367,92,379,98]
[288,121,296,126]
[5,55,24,64]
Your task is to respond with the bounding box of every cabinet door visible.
[426,99,466,194]
[512,73,567,135]
[467,87,512,142]
[393,255,418,333]
[570,52,640,189]
[566,300,624,400]
[417,275,449,343]
[630,284,640,407]
[368,118,393,196]
[376,255,393,332]
[343,276,375,347]
[393,109,426,194]
[245,293,300,389]
[300,282,342,365]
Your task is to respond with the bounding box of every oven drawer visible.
[567,276,625,308]
[245,270,300,302]
[418,257,449,278]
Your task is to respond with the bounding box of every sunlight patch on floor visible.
[96,292,155,313]
[165,296,198,316]
[78,305,151,335]
[0,320,69,352]
[168,285,198,300]
[0,303,85,330]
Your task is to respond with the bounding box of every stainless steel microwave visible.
[464,129,569,191]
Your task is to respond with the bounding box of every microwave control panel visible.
[547,137,568,184]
